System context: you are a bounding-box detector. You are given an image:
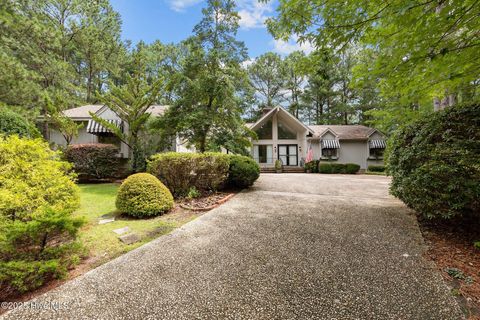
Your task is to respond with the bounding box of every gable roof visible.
[62,105,103,119]
[62,104,169,120]
[309,125,380,140]
[249,106,314,134]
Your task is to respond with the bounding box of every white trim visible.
[251,106,314,134]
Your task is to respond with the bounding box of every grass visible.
[75,183,197,267]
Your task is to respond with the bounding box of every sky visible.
[110,0,313,58]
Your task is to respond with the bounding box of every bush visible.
[0,108,40,138]
[0,136,83,298]
[331,163,346,174]
[116,173,174,217]
[147,152,230,197]
[305,160,319,173]
[227,155,260,188]
[389,103,480,219]
[319,163,333,173]
[65,143,120,180]
[345,163,360,174]
[368,165,385,172]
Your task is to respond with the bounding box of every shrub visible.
[147,152,229,197]
[345,163,360,174]
[368,165,385,172]
[319,163,333,173]
[274,159,282,170]
[65,143,120,180]
[0,108,40,138]
[389,103,480,219]
[0,136,83,298]
[227,155,260,188]
[304,160,318,173]
[331,163,346,174]
[116,173,174,217]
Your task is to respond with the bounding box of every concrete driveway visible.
[2,174,463,319]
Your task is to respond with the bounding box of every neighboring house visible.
[45,104,194,157]
[247,106,386,170]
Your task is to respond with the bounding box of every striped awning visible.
[321,139,340,149]
[369,140,386,149]
[87,119,122,134]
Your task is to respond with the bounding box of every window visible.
[322,148,337,158]
[98,134,121,149]
[278,122,296,139]
[253,145,273,163]
[255,119,272,139]
[369,148,384,159]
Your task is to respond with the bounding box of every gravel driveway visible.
[2,174,463,319]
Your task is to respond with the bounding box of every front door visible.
[278,144,298,166]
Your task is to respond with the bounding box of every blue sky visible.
[110,0,313,58]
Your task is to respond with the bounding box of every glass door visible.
[278,144,298,166]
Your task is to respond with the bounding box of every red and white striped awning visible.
[87,119,122,134]
[369,140,386,149]
[321,139,340,149]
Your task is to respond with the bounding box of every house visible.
[247,106,386,170]
[45,104,194,157]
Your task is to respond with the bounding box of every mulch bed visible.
[180,192,235,211]
[418,216,480,319]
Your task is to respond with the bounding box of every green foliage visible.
[389,103,480,219]
[474,242,480,250]
[345,163,360,174]
[304,160,319,173]
[267,0,480,107]
[0,136,80,220]
[187,187,201,199]
[159,0,252,153]
[116,173,174,218]
[0,136,83,298]
[0,108,40,138]
[274,159,283,170]
[147,152,230,197]
[368,165,385,173]
[94,68,163,173]
[318,163,359,174]
[227,155,260,188]
[318,163,333,174]
[65,144,120,180]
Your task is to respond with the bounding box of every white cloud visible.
[241,58,255,69]
[168,0,202,12]
[272,36,315,55]
[237,1,273,29]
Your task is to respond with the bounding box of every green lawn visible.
[75,184,196,267]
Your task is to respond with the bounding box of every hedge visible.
[388,103,480,219]
[116,173,174,217]
[0,136,84,299]
[227,155,260,188]
[318,162,360,174]
[368,165,385,172]
[147,152,230,197]
[65,143,120,180]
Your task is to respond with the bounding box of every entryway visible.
[278,144,298,166]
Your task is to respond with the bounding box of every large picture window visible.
[255,119,272,140]
[278,122,296,139]
[322,148,337,158]
[369,148,384,159]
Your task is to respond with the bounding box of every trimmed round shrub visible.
[389,103,480,219]
[345,163,360,174]
[368,165,385,172]
[227,155,260,188]
[319,163,333,173]
[65,143,120,180]
[116,173,174,217]
[0,108,40,138]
